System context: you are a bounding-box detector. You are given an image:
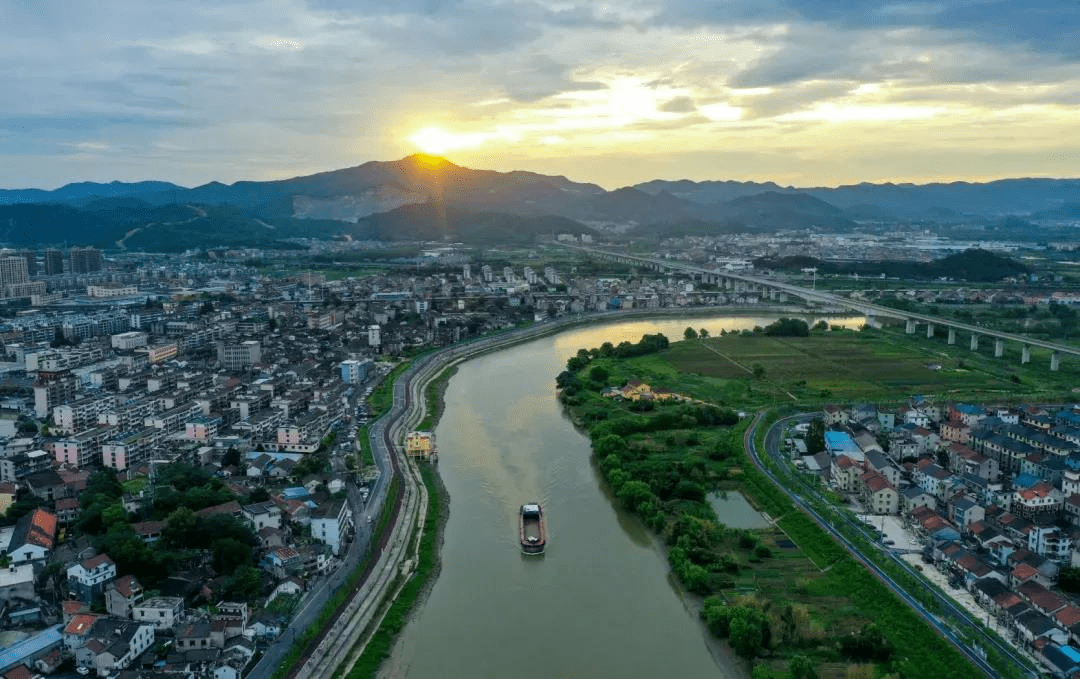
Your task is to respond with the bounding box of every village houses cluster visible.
[809,398,1080,677]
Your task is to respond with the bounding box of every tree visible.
[225,565,263,600]
[701,598,733,637]
[212,538,253,575]
[163,507,198,548]
[589,365,610,384]
[222,447,242,468]
[751,665,775,679]
[805,418,826,455]
[752,363,766,379]
[729,607,768,658]
[699,328,709,338]
[684,327,698,340]
[787,655,818,679]
[617,481,653,512]
[1059,567,1080,594]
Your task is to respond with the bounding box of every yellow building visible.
[139,343,179,364]
[405,431,436,460]
[0,481,15,516]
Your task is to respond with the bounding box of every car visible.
[884,539,895,545]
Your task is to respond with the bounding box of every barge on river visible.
[519,503,546,555]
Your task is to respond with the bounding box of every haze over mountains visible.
[1,155,1078,251]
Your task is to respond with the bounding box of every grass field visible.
[649,325,1080,410]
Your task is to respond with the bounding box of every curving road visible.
[745,412,1040,679]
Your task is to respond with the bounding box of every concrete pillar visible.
[906,319,917,334]
[926,323,935,339]
[947,328,956,345]
[970,334,979,351]
[1021,344,1030,364]
[1051,351,1061,371]
[995,339,1004,358]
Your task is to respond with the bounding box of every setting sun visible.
[409,126,487,155]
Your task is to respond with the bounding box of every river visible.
[379,314,862,679]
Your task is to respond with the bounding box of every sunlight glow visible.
[409,127,488,155]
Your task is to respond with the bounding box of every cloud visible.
[0,0,1078,188]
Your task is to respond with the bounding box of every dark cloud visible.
[660,96,697,113]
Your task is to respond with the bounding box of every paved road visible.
[747,413,1039,679]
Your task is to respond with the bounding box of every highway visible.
[745,412,1039,679]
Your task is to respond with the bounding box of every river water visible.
[380,314,861,679]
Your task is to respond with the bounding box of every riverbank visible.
[348,367,457,679]
[556,326,1000,677]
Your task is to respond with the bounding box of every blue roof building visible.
[0,625,62,673]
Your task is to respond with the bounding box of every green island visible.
[557,319,1079,679]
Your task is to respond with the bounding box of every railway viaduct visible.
[565,244,1080,372]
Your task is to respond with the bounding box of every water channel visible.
[380,314,862,679]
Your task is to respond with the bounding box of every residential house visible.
[864,450,901,488]
[74,617,155,677]
[242,501,282,531]
[831,455,860,492]
[133,596,185,630]
[104,576,143,618]
[176,621,216,650]
[1029,525,1074,563]
[912,460,954,501]
[940,420,971,445]
[860,471,899,515]
[822,405,847,425]
[22,470,67,502]
[0,562,35,604]
[946,442,1000,482]
[948,496,986,530]
[67,554,116,604]
[310,498,353,556]
[901,486,936,514]
[1013,481,1064,521]
[6,508,56,564]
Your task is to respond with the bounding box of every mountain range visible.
[1,155,1078,251]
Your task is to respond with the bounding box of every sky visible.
[2,0,1079,190]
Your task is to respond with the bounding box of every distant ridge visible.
[1,157,1079,249]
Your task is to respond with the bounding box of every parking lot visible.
[856,513,922,551]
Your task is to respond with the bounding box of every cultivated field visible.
[643,326,1080,409]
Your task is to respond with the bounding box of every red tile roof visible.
[1012,563,1039,581]
[1055,606,1080,628]
[64,613,98,636]
[55,497,80,510]
[111,575,141,598]
[81,553,114,570]
[4,664,32,679]
[25,508,57,548]
[994,592,1023,610]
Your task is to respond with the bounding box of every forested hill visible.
[755,248,1030,283]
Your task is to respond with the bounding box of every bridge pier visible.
[995,339,1004,358]
[970,335,979,351]
[947,328,956,345]
[906,319,917,334]
[1021,344,1030,364]
[1052,351,1061,371]
[927,323,935,339]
